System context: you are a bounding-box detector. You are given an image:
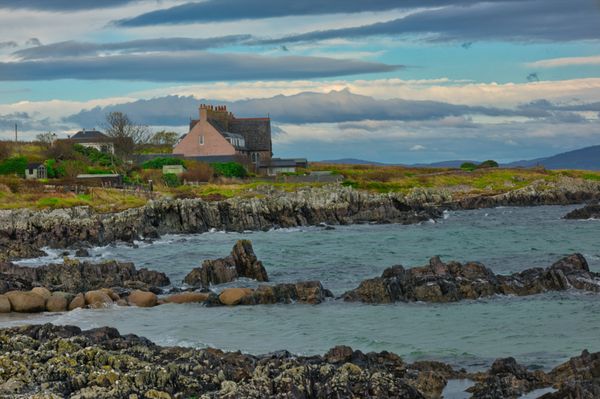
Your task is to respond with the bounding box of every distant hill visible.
[319,145,600,170]
[505,145,600,170]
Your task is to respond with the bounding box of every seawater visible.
[3,204,599,371]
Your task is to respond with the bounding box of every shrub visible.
[86,167,111,175]
[44,159,58,178]
[73,144,116,167]
[0,156,27,176]
[181,160,213,182]
[163,173,180,187]
[477,160,499,169]
[341,180,359,188]
[0,141,13,160]
[55,160,87,178]
[141,157,185,169]
[211,162,247,178]
[460,162,477,171]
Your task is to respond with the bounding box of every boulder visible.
[46,294,68,312]
[564,203,600,219]
[127,290,158,307]
[84,290,114,308]
[183,240,268,287]
[0,294,10,313]
[163,292,209,304]
[5,291,46,313]
[31,287,52,300]
[219,288,254,306]
[68,293,86,310]
[100,288,120,301]
[75,248,90,257]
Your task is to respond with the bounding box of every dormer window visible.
[199,135,204,145]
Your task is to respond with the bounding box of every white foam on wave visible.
[13,247,64,266]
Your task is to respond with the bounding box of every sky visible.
[0,0,599,163]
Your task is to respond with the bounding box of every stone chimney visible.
[199,104,208,122]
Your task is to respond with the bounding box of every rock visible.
[0,186,445,262]
[163,292,209,304]
[31,286,52,300]
[84,290,114,308]
[100,288,120,301]
[75,248,90,257]
[0,294,10,313]
[183,240,268,287]
[251,281,333,305]
[46,294,68,312]
[0,259,170,293]
[5,291,46,313]
[0,271,33,294]
[0,324,436,398]
[218,288,254,306]
[68,293,86,310]
[343,253,600,303]
[564,203,600,219]
[127,290,158,307]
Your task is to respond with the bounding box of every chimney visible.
[199,104,207,121]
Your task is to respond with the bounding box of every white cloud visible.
[410,144,426,151]
[526,55,600,68]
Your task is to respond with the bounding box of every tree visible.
[0,141,12,160]
[150,130,180,146]
[460,162,477,171]
[104,112,151,158]
[478,160,499,169]
[35,132,56,148]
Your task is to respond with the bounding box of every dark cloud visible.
[527,73,540,82]
[0,53,398,82]
[0,0,137,10]
[64,89,570,128]
[13,36,252,60]
[253,0,600,44]
[0,41,18,49]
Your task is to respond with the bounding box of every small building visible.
[162,165,186,175]
[67,130,117,154]
[260,158,308,176]
[173,104,272,171]
[25,163,47,180]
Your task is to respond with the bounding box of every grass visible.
[0,185,147,212]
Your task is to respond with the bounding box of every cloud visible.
[526,55,600,68]
[410,144,426,151]
[25,38,42,46]
[0,52,399,82]
[114,0,427,27]
[526,73,540,82]
[0,41,17,49]
[0,0,137,10]
[13,36,252,60]
[63,89,585,128]
[253,0,600,44]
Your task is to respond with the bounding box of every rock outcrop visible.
[0,258,170,294]
[564,203,600,219]
[183,240,268,287]
[342,253,600,303]
[0,186,440,261]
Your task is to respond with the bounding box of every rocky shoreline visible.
[0,324,597,398]
[1,177,599,261]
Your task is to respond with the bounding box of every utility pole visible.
[14,123,17,143]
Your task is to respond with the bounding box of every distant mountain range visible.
[320,145,600,170]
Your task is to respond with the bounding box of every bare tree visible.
[35,132,56,148]
[104,112,151,158]
[150,130,180,146]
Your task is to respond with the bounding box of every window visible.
[251,152,260,163]
[199,135,204,145]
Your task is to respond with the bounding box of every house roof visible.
[27,163,44,169]
[71,130,107,140]
[190,115,272,153]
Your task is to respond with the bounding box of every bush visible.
[460,162,477,171]
[163,173,180,187]
[55,160,87,178]
[477,160,499,169]
[73,144,115,167]
[181,160,213,182]
[44,159,58,178]
[86,167,111,175]
[341,180,359,188]
[141,157,185,169]
[0,156,27,176]
[211,162,247,178]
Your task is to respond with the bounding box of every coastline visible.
[1,177,599,261]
